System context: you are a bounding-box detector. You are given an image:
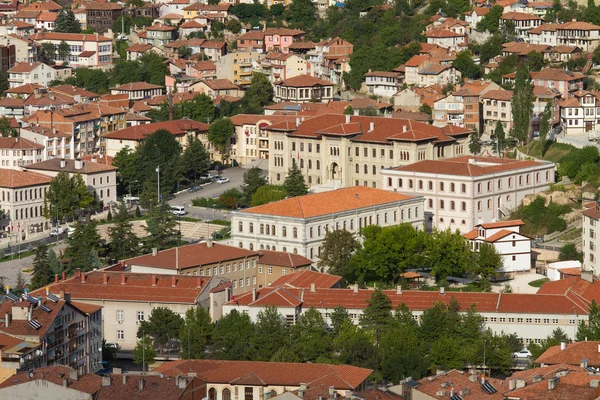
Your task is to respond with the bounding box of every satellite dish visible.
[28,371,33,379]
[160,373,164,378]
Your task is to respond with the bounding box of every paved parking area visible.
[491,270,548,294]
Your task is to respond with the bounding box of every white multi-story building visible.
[26,158,117,206]
[20,125,71,160]
[7,62,56,89]
[273,74,334,103]
[582,202,600,274]
[380,156,555,233]
[30,32,113,68]
[0,137,43,169]
[500,12,543,39]
[464,219,531,273]
[0,168,51,236]
[267,114,471,190]
[230,186,424,261]
[363,71,400,99]
[559,90,599,135]
[433,93,464,127]
[481,89,514,137]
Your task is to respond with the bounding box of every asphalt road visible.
[0,243,67,287]
[168,167,247,221]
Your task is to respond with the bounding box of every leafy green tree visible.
[43,171,94,221]
[428,229,473,281]
[252,306,289,361]
[0,117,16,137]
[218,188,242,209]
[419,301,460,344]
[419,104,432,116]
[526,51,546,72]
[494,121,506,154]
[114,39,128,59]
[285,0,316,29]
[0,71,8,96]
[453,51,480,79]
[210,309,255,360]
[179,307,213,359]
[344,105,354,115]
[30,244,52,290]
[242,73,274,114]
[429,335,466,370]
[178,46,193,59]
[40,42,56,64]
[559,243,583,262]
[539,102,552,156]
[179,136,210,184]
[476,5,503,33]
[360,289,392,344]
[112,146,139,196]
[64,220,102,272]
[55,9,81,33]
[334,320,379,369]
[70,67,110,94]
[251,185,287,206]
[144,201,180,251]
[329,306,350,336]
[108,202,139,261]
[469,131,481,154]
[226,19,242,34]
[48,248,62,275]
[208,118,234,157]
[283,160,308,197]
[528,328,569,360]
[291,307,331,362]
[470,243,503,282]
[57,41,70,63]
[381,322,428,382]
[133,334,156,369]
[138,307,183,354]
[270,346,300,362]
[241,167,266,206]
[511,65,534,145]
[318,229,359,281]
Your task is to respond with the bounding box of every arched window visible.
[223,389,231,400]
[355,164,359,173]
[209,388,217,400]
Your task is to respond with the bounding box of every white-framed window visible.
[116,310,124,320]
[282,268,286,275]
[117,330,124,340]
[268,266,273,274]
[258,266,263,273]
[137,311,144,321]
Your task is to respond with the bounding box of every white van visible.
[170,206,187,216]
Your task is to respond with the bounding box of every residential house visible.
[263,28,305,53]
[417,64,461,87]
[481,89,514,137]
[231,186,424,260]
[555,21,600,52]
[500,12,543,39]
[403,370,504,400]
[503,68,584,99]
[144,23,177,49]
[83,2,123,34]
[454,80,500,134]
[7,62,56,89]
[30,32,112,68]
[559,90,600,135]
[191,79,242,100]
[126,43,162,61]
[274,75,334,103]
[110,82,163,101]
[537,341,600,368]
[381,156,555,233]
[27,158,117,206]
[0,138,43,169]
[425,28,467,51]
[181,2,230,20]
[543,45,582,63]
[48,85,100,103]
[583,202,600,273]
[0,98,24,120]
[464,219,531,272]
[0,35,34,63]
[19,125,71,160]
[179,19,207,38]
[464,7,490,26]
[433,93,464,127]
[236,30,265,53]
[363,71,400,98]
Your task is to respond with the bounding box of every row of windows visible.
[1,187,46,202]
[200,260,256,277]
[116,310,145,321]
[291,142,320,153]
[483,317,569,324]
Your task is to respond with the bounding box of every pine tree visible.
[108,202,139,261]
[283,160,308,197]
[511,65,534,145]
[179,307,213,359]
[252,306,289,361]
[54,9,82,33]
[144,201,180,251]
[494,121,506,154]
[133,334,156,370]
[31,244,52,290]
[539,102,552,156]
[468,132,481,154]
[48,248,62,276]
[359,289,392,344]
[240,167,266,206]
[64,220,102,272]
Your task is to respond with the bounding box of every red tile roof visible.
[0,137,43,150]
[241,186,415,219]
[8,62,41,73]
[202,79,239,90]
[27,158,116,174]
[29,271,209,304]
[416,370,504,400]
[276,74,334,88]
[127,43,153,53]
[103,119,208,140]
[0,168,51,188]
[536,341,600,367]
[111,82,163,91]
[155,360,372,390]
[125,242,258,270]
[30,32,111,42]
[269,270,341,288]
[0,366,102,394]
[481,89,514,101]
[478,219,524,229]
[258,250,313,269]
[263,27,305,36]
[393,156,548,177]
[96,375,204,400]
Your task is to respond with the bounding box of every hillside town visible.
[1,0,600,398]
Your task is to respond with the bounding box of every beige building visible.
[0,137,43,169]
[0,168,51,237]
[267,114,471,190]
[7,62,56,89]
[124,241,313,295]
[32,270,226,350]
[231,186,424,262]
[27,158,117,207]
[381,156,556,233]
[481,89,514,137]
[582,202,600,274]
[274,75,334,103]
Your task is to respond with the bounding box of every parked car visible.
[50,227,64,236]
[216,177,230,184]
[67,226,76,237]
[512,349,532,358]
[170,206,187,216]
[105,342,119,350]
[187,186,201,193]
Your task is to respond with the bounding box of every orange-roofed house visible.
[7,62,56,88]
[82,2,123,34]
[500,12,542,39]
[555,21,600,52]
[481,89,514,137]
[30,32,113,68]
[559,90,600,135]
[0,137,43,169]
[381,156,555,233]
[464,219,531,272]
[263,27,305,54]
[409,370,505,400]
[231,186,424,260]
[363,70,401,98]
[29,270,228,350]
[109,82,163,101]
[273,74,334,103]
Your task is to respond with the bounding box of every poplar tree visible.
[511,66,534,145]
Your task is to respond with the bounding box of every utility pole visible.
[156,165,160,202]
[142,329,145,374]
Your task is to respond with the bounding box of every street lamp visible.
[155,166,160,202]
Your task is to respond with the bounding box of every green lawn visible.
[528,278,550,288]
[518,141,578,163]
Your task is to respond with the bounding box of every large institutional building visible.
[230,186,424,261]
[265,114,471,190]
[380,156,555,233]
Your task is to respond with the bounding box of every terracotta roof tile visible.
[96,375,204,399]
[0,168,51,188]
[0,366,102,394]
[8,61,42,73]
[478,219,524,229]
[30,32,111,42]
[269,270,340,289]
[202,79,238,90]
[0,137,43,150]
[27,158,116,174]
[393,156,549,177]
[104,119,207,140]
[276,74,334,88]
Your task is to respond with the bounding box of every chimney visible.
[171,276,177,287]
[548,377,559,390]
[252,288,257,301]
[74,159,83,170]
[582,270,594,283]
[4,312,9,328]
[152,275,157,286]
[60,159,66,168]
[310,283,316,293]
[54,274,59,284]
[138,378,144,391]
[196,277,202,288]
[75,269,81,278]
[353,284,359,294]
[177,376,187,389]
[63,292,70,302]
[102,376,111,386]
[121,274,126,285]
[396,285,402,294]
[329,387,334,397]
[103,273,108,284]
[60,289,65,299]
[70,370,78,381]
[516,379,526,389]
[80,272,86,284]
[63,377,68,387]
[62,271,66,281]
[207,239,213,248]
[403,125,407,132]
[439,286,445,295]
[299,383,307,399]
[152,247,158,256]
[468,374,477,383]
[560,342,566,350]
[369,122,374,132]
[345,114,350,124]
[123,375,127,385]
